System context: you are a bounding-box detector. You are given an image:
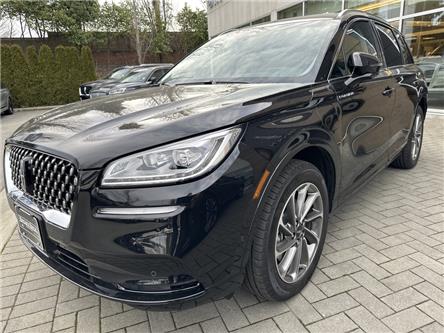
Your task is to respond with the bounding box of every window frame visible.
[327,18,386,81]
[373,21,405,68]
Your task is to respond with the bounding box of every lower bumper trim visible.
[25,238,206,306]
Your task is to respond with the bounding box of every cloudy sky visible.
[1,0,206,38]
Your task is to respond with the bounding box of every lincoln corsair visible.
[4,10,427,309]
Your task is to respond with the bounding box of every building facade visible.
[207,0,443,108]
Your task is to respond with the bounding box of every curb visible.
[16,105,60,112]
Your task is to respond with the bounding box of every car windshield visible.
[161,19,339,85]
[106,68,132,80]
[120,69,152,83]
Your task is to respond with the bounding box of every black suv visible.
[79,64,173,100]
[89,64,172,98]
[4,10,427,309]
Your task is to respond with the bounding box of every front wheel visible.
[245,160,328,301]
[391,107,424,169]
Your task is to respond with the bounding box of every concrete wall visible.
[208,0,303,37]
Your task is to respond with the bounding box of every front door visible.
[329,20,395,194]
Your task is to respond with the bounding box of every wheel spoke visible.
[288,241,303,280]
[296,184,309,219]
[304,209,322,223]
[304,227,320,245]
[287,192,297,227]
[276,238,298,255]
[279,218,293,237]
[278,245,297,276]
[300,192,320,222]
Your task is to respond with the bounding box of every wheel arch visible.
[292,146,336,212]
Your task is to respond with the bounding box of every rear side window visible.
[331,21,382,78]
[396,33,414,64]
[375,24,403,67]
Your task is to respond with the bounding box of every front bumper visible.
[6,144,259,309]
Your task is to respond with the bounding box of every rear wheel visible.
[391,107,424,169]
[245,160,328,301]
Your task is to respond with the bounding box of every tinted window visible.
[107,68,131,80]
[161,20,340,85]
[331,21,382,78]
[396,33,413,64]
[375,24,403,67]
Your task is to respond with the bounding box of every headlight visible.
[102,127,242,186]
[108,87,127,95]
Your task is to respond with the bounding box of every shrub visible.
[65,46,82,102]
[26,46,40,107]
[1,45,12,88]
[54,46,69,104]
[80,46,96,83]
[38,45,55,106]
[1,44,97,107]
[9,45,29,107]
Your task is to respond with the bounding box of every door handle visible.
[382,87,394,97]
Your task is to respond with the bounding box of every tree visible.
[96,2,131,68]
[177,4,208,54]
[38,45,55,106]
[50,0,100,45]
[80,46,96,83]
[126,0,173,64]
[8,45,29,107]
[0,0,100,45]
[26,46,40,106]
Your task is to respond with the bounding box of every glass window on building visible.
[345,0,401,19]
[402,12,444,61]
[252,15,271,25]
[403,0,444,16]
[305,0,342,15]
[278,3,303,19]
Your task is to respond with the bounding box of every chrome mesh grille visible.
[9,146,79,214]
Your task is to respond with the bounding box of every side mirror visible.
[350,52,381,76]
[345,52,382,86]
[146,80,153,84]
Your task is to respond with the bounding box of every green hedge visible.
[0,44,96,107]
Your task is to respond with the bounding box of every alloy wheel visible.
[275,182,324,284]
[411,113,423,161]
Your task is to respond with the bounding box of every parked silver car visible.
[0,84,13,115]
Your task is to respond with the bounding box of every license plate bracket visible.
[16,206,45,252]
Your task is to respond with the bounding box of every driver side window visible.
[331,21,382,78]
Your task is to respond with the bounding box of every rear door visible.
[329,19,396,194]
[374,23,417,160]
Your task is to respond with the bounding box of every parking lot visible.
[1,111,443,333]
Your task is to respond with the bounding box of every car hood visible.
[92,82,146,92]
[81,79,117,88]
[8,83,305,169]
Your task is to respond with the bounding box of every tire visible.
[4,97,14,115]
[391,107,424,169]
[245,160,329,301]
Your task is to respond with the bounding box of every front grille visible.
[9,146,79,214]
